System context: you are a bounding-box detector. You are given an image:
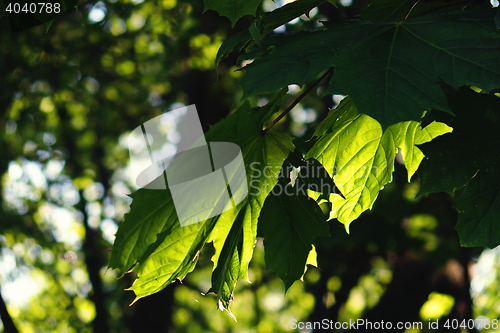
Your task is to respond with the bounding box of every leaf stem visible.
[262,67,334,134]
[402,0,420,20]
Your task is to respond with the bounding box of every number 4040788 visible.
[5,2,61,14]
[443,318,499,330]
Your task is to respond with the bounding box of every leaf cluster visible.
[110,0,500,316]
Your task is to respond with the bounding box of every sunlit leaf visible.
[306,98,451,229]
[209,201,249,318]
[109,189,177,276]
[206,91,295,311]
[300,244,318,282]
[112,91,294,308]
[385,120,453,182]
[126,203,222,301]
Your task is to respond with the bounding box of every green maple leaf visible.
[109,189,177,277]
[126,201,224,301]
[306,98,452,229]
[417,87,500,247]
[203,0,263,27]
[302,245,318,280]
[239,7,500,128]
[258,178,329,290]
[114,175,241,301]
[206,92,294,312]
[111,91,294,311]
[208,201,248,318]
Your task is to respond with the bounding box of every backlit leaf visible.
[112,91,294,309]
[306,98,451,230]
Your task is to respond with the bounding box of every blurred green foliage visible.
[0,0,499,332]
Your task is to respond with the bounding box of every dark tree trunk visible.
[124,283,176,333]
[0,289,19,333]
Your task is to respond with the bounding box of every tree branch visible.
[262,67,334,134]
[402,0,421,20]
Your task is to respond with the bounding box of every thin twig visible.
[402,0,421,20]
[262,67,334,134]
